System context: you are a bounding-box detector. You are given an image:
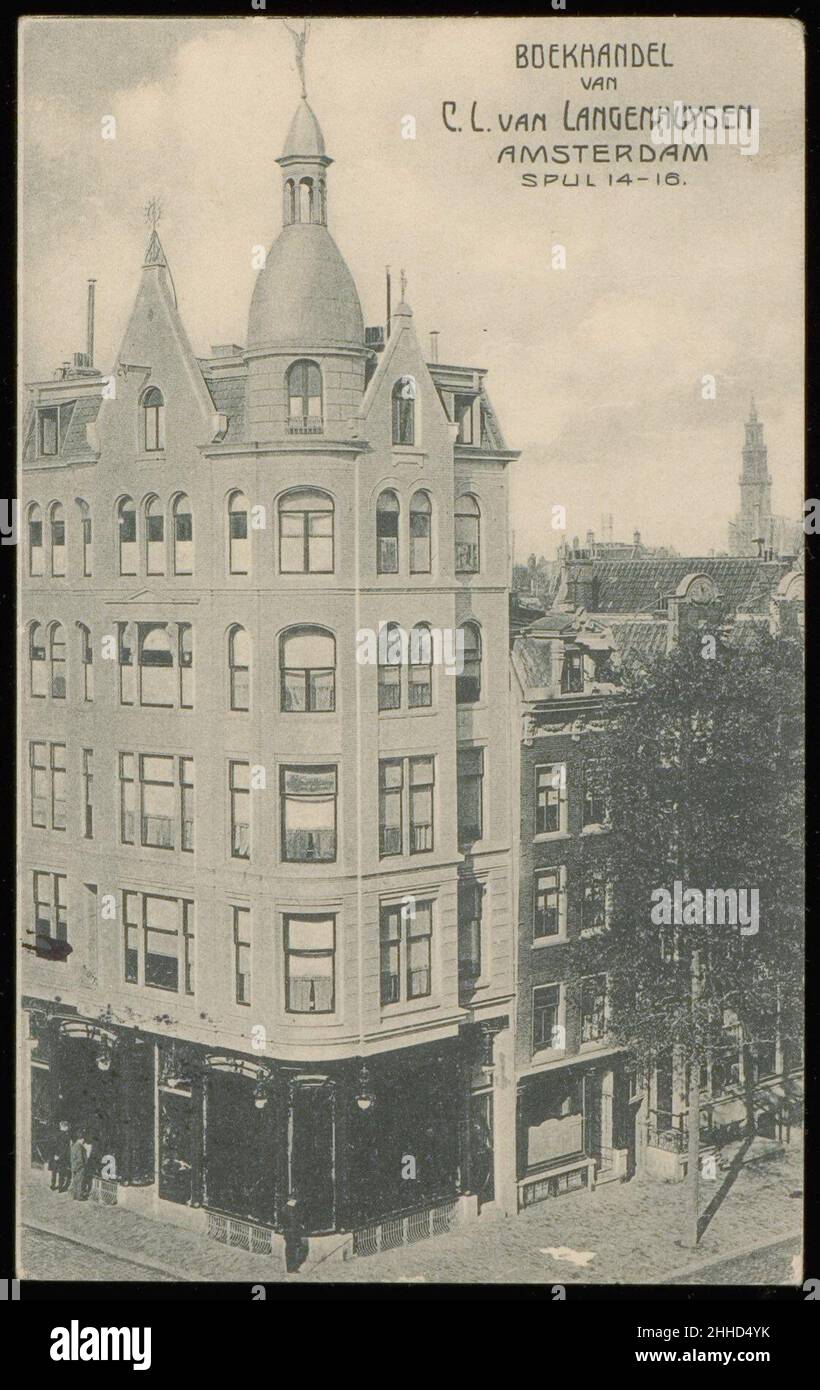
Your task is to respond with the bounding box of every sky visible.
[20,15,804,557]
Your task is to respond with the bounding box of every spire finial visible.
[750,393,757,420]
[144,197,163,231]
[400,267,408,300]
[283,18,310,100]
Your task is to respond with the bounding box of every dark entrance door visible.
[204,1069,276,1225]
[288,1079,335,1233]
[469,1090,495,1208]
[158,1087,194,1205]
[54,1035,120,1163]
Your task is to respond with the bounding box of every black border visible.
[3,1,817,1317]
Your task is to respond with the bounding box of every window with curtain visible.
[284,915,335,1013]
[228,626,250,711]
[118,497,137,576]
[49,503,66,576]
[455,495,480,573]
[286,360,323,433]
[392,377,415,445]
[376,490,400,573]
[280,627,335,712]
[228,491,250,574]
[457,622,482,703]
[142,387,165,452]
[280,766,337,862]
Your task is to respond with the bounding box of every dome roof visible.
[247,223,364,351]
[281,99,327,159]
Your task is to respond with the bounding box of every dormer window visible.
[392,378,415,445]
[454,394,476,445]
[287,360,323,434]
[561,649,584,694]
[38,408,59,457]
[142,387,165,452]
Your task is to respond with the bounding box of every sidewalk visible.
[20,1137,802,1285]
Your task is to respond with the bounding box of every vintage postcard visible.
[16,12,805,1300]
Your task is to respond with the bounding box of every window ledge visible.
[380,998,440,1018]
[532,934,567,948]
[135,452,167,465]
[581,824,611,836]
[533,830,570,845]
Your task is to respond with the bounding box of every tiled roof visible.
[512,635,553,689]
[62,394,102,459]
[206,375,246,443]
[587,557,790,616]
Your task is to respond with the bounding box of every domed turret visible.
[247,99,364,353]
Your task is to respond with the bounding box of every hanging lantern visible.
[354,1061,375,1112]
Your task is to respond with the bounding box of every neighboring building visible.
[510,555,804,1205]
[728,399,802,558]
[19,88,519,1263]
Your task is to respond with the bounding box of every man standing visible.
[69,1131,90,1201]
[48,1119,71,1193]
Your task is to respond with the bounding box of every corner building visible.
[19,97,518,1260]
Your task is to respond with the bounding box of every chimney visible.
[86,279,96,367]
[429,331,439,363]
[633,529,641,546]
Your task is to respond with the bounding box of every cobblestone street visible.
[19,1138,802,1286]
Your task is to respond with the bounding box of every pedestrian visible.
[69,1131,90,1201]
[282,1191,308,1273]
[48,1119,71,1193]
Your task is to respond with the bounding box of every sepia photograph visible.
[14,10,806,1308]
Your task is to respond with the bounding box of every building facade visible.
[19,94,518,1260]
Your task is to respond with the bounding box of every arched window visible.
[142,387,165,452]
[76,499,92,577]
[287,361,323,434]
[29,622,47,698]
[145,496,165,576]
[409,623,433,708]
[284,178,296,225]
[298,177,314,224]
[138,624,174,707]
[228,491,250,574]
[179,624,194,708]
[228,625,250,711]
[376,489,400,574]
[117,497,137,576]
[49,622,66,699]
[28,504,44,577]
[49,503,66,577]
[278,489,334,574]
[392,377,415,446]
[78,622,94,702]
[172,494,193,575]
[377,622,404,711]
[410,490,432,574]
[280,627,336,713]
[455,494,480,574]
[457,622,482,704]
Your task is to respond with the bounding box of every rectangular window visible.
[458,879,483,985]
[29,741,48,828]
[140,754,176,849]
[81,515,92,576]
[580,975,607,1044]
[233,906,251,1005]
[118,624,135,706]
[535,764,566,836]
[229,761,250,860]
[582,767,608,829]
[33,871,68,956]
[379,900,433,1005]
[82,749,93,839]
[534,866,566,942]
[378,759,403,856]
[124,892,194,994]
[180,758,194,852]
[457,746,483,846]
[119,754,135,844]
[409,756,435,853]
[280,766,337,862]
[284,914,335,1013]
[582,869,611,935]
[533,983,562,1053]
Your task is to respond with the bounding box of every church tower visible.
[729,397,773,554]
